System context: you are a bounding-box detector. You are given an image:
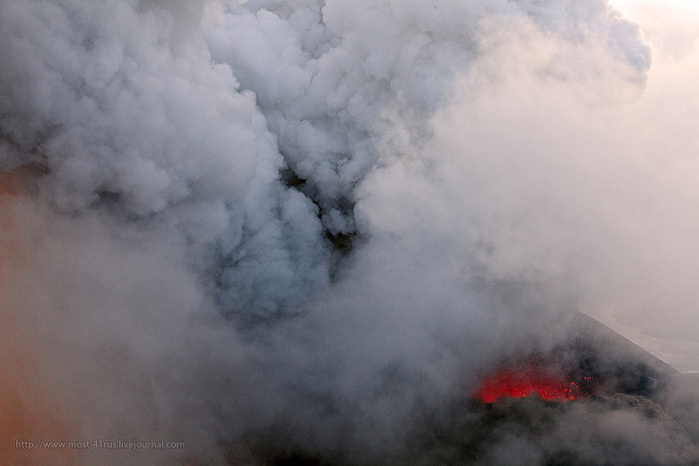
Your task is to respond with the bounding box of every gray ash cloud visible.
[1,1,697,464]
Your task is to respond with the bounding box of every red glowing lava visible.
[473,365,585,403]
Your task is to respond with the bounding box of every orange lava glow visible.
[473,364,588,403]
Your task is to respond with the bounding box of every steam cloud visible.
[0,0,697,464]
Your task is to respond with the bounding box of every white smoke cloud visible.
[0,0,697,464]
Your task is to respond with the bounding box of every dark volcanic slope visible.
[226,312,698,466]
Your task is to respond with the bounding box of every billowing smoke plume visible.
[0,0,697,464]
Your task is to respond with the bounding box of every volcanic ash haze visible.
[0,0,698,464]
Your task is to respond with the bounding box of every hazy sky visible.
[576,0,699,372]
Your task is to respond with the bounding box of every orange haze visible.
[0,167,78,464]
